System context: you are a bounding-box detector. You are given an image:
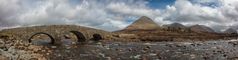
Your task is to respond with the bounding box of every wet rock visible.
[141,55,148,60]
[0,39,5,47]
[165,44,173,47]
[149,53,157,56]
[190,44,196,46]
[132,55,141,59]
[71,42,77,45]
[146,45,151,49]
[143,45,151,51]
[46,53,50,55]
[66,46,71,49]
[115,48,122,51]
[99,53,105,57]
[223,54,227,57]
[96,42,102,45]
[0,39,8,51]
[128,48,133,51]
[57,54,62,57]
[196,43,202,46]
[1,47,8,51]
[156,53,162,59]
[203,56,209,60]
[106,57,111,60]
[190,54,196,59]
[228,42,238,46]
[64,35,71,39]
[51,46,57,49]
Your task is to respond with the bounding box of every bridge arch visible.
[92,34,102,41]
[28,32,55,44]
[69,31,86,42]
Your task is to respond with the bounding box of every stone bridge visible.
[0,25,112,44]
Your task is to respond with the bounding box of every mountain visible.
[224,28,237,34]
[189,25,215,33]
[123,16,159,30]
[162,23,188,32]
[168,23,186,28]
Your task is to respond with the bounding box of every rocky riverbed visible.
[1,39,238,60]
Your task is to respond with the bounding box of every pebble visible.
[190,44,196,46]
[149,53,157,56]
[128,48,133,51]
[66,46,71,49]
[46,53,50,55]
[133,55,141,59]
[228,42,238,46]
[106,57,111,60]
[190,54,196,59]
[51,46,57,49]
[143,46,151,51]
[0,39,5,47]
[41,50,46,52]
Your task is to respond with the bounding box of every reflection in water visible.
[30,34,53,45]
[61,39,76,45]
[31,40,51,45]
[61,32,78,45]
[31,39,76,46]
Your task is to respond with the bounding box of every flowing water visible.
[33,39,238,60]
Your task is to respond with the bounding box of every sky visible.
[0,0,238,32]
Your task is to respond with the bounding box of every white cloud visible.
[0,0,238,32]
[159,0,238,32]
[0,0,162,31]
[106,2,161,18]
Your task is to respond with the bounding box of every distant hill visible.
[123,16,160,30]
[224,28,237,34]
[168,23,186,28]
[162,23,188,32]
[189,25,215,33]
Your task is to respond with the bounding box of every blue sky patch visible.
[147,0,176,9]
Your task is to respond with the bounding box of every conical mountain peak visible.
[124,16,159,30]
